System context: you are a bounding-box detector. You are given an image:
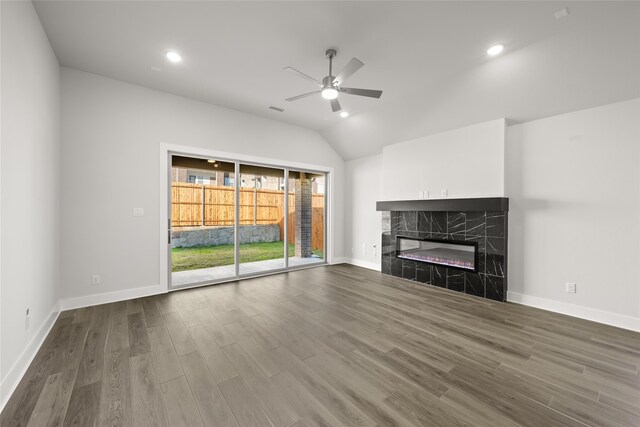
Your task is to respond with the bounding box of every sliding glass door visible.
[170,156,237,287]
[288,170,325,267]
[169,154,327,289]
[238,164,286,275]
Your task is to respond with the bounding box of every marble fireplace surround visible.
[377,198,509,301]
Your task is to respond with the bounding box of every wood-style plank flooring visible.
[3,264,640,426]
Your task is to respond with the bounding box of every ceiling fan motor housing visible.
[322,75,336,88]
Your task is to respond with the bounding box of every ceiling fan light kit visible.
[284,48,382,113]
[321,87,338,100]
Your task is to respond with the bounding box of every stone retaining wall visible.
[172,225,280,248]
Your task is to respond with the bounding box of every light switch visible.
[133,208,144,217]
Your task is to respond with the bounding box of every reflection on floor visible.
[171,256,324,287]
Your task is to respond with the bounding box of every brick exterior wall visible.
[295,173,312,258]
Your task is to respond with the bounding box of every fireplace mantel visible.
[376,197,509,212]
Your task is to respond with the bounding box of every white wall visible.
[382,119,505,200]
[1,1,61,406]
[60,68,344,302]
[344,154,382,270]
[506,99,640,329]
[345,118,506,273]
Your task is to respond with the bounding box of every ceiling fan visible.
[284,49,383,113]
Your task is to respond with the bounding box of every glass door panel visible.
[170,155,236,287]
[238,163,286,275]
[288,170,326,267]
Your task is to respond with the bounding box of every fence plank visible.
[171,184,324,250]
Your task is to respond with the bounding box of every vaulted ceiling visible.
[34,1,640,159]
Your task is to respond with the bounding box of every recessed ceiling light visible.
[207,159,216,163]
[340,111,349,118]
[554,8,569,20]
[166,51,182,63]
[487,44,504,56]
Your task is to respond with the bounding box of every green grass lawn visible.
[172,242,323,272]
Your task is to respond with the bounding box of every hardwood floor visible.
[3,264,640,426]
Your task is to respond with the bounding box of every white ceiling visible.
[34,1,640,159]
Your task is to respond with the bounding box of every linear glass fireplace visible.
[395,236,478,272]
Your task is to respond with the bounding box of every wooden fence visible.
[171,183,324,249]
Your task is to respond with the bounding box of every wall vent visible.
[268,106,285,112]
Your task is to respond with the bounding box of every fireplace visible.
[396,236,478,272]
[377,197,509,301]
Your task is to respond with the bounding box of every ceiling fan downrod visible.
[326,48,337,81]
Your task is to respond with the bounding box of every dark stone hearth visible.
[381,255,391,275]
[446,270,465,292]
[432,266,447,288]
[380,199,508,302]
[465,274,485,297]
[416,263,432,284]
[402,259,417,281]
[485,275,505,301]
[390,256,402,277]
[486,254,505,277]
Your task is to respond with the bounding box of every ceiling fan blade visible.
[333,57,364,86]
[338,87,383,98]
[330,98,341,112]
[283,66,322,87]
[285,90,321,102]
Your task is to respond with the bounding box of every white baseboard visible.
[60,284,167,311]
[507,291,640,332]
[1,302,60,411]
[335,258,381,272]
[331,257,350,265]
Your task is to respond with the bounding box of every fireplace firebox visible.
[395,236,478,272]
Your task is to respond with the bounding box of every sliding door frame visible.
[160,143,333,292]
[283,169,289,270]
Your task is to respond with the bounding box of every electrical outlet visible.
[25,308,30,330]
[418,190,424,198]
[362,243,366,255]
[424,190,430,198]
[372,244,377,257]
[133,208,144,217]
[92,274,101,285]
[566,282,576,293]
[441,189,448,197]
